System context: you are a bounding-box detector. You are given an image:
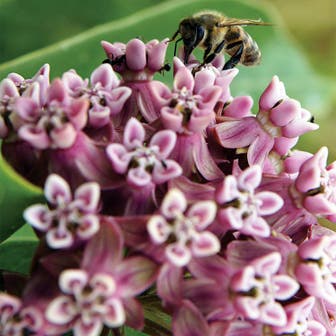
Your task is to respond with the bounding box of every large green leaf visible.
[0,150,43,243]
[0,0,333,114]
[0,224,38,274]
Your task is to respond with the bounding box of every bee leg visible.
[223,43,244,70]
[202,40,226,64]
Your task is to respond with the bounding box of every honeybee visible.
[171,10,271,70]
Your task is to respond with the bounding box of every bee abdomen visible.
[241,37,261,66]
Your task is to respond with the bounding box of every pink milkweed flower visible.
[106,117,182,188]
[161,60,224,180]
[295,235,336,303]
[147,188,220,267]
[292,147,336,221]
[230,252,300,327]
[272,297,326,336]
[216,165,283,237]
[15,78,89,150]
[24,174,101,249]
[62,64,131,128]
[0,64,50,139]
[101,38,169,81]
[101,38,172,124]
[211,76,318,170]
[0,293,43,336]
[45,219,158,335]
[161,59,222,134]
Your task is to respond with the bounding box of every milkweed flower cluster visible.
[0,36,335,336]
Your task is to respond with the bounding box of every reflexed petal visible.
[75,182,100,212]
[45,174,72,204]
[247,132,274,166]
[255,191,284,215]
[191,232,220,257]
[238,165,261,191]
[252,252,281,276]
[161,188,187,218]
[104,298,126,327]
[23,204,52,231]
[106,143,131,174]
[50,123,77,149]
[150,130,176,159]
[272,275,299,300]
[152,160,182,184]
[172,300,210,336]
[46,295,77,324]
[46,228,74,249]
[125,39,146,71]
[76,214,100,239]
[59,269,88,294]
[18,124,50,149]
[90,63,119,88]
[147,215,171,244]
[115,256,158,297]
[260,301,287,327]
[127,167,152,187]
[0,117,8,138]
[157,263,183,304]
[73,319,103,336]
[166,243,191,267]
[187,201,216,230]
[123,117,145,148]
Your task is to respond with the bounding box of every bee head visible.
[179,18,205,63]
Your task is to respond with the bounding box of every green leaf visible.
[0,149,44,243]
[0,224,38,274]
[0,0,333,114]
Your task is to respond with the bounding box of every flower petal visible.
[106,143,131,174]
[46,295,77,324]
[166,243,191,267]
[255,191,284,215]
[187,201,217,230]
[272,275,300,300]
[74,182,100,212]
[104,298,126,328]
[59,269,88,294]
[23,204,51,231]
[149,130,176,159]
[123,117,145,149]
[161,188,187,219]
[191,232,220,257]
[147,215,171,244]
[44,174,72,204]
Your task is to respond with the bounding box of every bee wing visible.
[217,18,272,27]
